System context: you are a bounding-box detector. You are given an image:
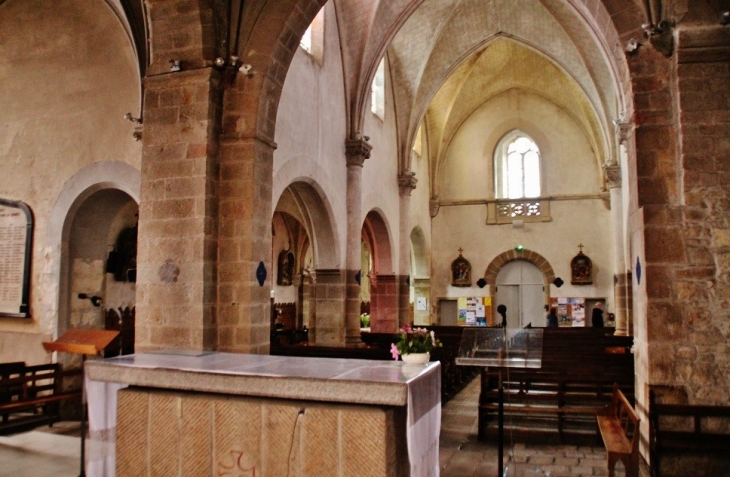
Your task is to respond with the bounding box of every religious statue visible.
[277,250,295,286]
[570,244,593,285]
[451,248,472,287]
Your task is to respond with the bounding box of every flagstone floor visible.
[0,377,632,477]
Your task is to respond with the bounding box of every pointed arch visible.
[362,210,394,275]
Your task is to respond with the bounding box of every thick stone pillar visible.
[217,135,275,354]
[604,163,629,335]
[369,274,399,332]
[344,139,371,345]
[135,68,221,352]
[312,269,345,345]
[397,172,417,328]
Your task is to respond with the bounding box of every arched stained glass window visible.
[494,132,541,199]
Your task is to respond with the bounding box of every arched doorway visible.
[361,210,395,332]
[61,188,138,365]
[272,180,340,344]
[495,261,545,329]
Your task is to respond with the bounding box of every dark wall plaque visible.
[0,199,33,317]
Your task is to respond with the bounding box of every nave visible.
[0,378,627,477]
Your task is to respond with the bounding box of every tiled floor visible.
[0,378,625,477]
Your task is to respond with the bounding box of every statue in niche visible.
[451,248,471,287]
[277,250,294,286]
[570,244,593,285]
[108,223,137,282]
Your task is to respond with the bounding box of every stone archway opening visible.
[484,248,556,327]
[61,188,138,367]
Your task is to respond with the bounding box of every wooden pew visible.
[597,384,639,477]
[0,362,82,435]
[649,388,730,477]
[478,327,634,443]
[0,361,26,423]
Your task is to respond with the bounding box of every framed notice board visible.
[0,199,33,318]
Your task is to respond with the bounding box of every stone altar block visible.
[85,351,441,477]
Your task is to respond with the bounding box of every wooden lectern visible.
[43,329,120,477]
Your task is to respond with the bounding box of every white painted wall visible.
[274,3,401,274]
[431,90,614,318]
[274,1,348,270]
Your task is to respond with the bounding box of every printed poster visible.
[457,296,490,326]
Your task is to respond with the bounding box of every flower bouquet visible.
[390,325,441,363]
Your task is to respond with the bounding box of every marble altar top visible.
[85,351,441,406]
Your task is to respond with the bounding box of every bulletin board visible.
[550,297,585,327]
[456,296,492,326]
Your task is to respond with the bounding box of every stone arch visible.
[41,162,140,337]
[272,179,339,270]
[484,249,556,316]
[483,249,556,286]
[362,209,394,275]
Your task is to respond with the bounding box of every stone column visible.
[369,274,399,332]
[217,135,276,354]
[397,172,417,328]
[135,68,221,352]
[312,269,345,345]
[301,270,315,338]
[605,162,628,335]
[344,139,371,345]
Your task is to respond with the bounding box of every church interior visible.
[0,0,729,475]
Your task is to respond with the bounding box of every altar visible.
[84,351,441,477]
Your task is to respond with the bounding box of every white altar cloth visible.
[85,351,441,477]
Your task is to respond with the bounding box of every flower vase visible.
[401,352,430,364]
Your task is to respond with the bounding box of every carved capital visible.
[604,164,622,189]
[615,119,634,146]
[345,138,372,167]
[429,198,440,218]
[398,172,418,196]
[644,20,675,57]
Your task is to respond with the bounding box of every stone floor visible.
[0,377,628,477]
[439,377,627,477]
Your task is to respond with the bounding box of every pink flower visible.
[390,343,400,360]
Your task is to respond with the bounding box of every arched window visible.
[371,58,385,119]
[494,132,541,199]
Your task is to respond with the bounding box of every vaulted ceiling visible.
[382,0,629,187]
[99,0,638,194]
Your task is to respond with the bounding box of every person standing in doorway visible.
[497,304,507,328]
[591,302,604,327]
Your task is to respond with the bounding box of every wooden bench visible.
[649,388,730,477]
[478,328,634,443]
[479,370,633,442]
[596,384,639,477]
[0,362,82,435]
